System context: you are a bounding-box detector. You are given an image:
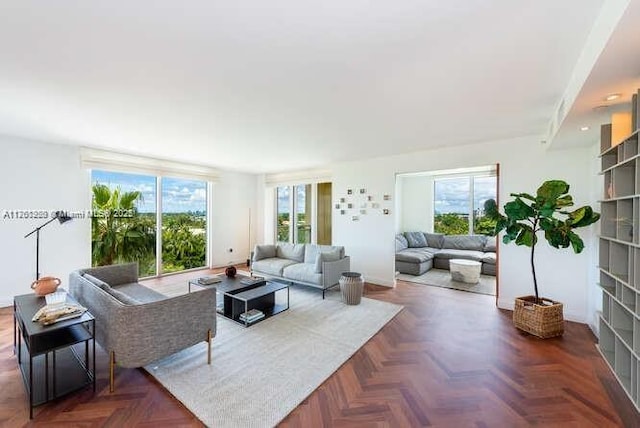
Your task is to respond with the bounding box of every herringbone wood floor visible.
[1,267,638,427]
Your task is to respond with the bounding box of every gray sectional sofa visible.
[396,232,496,276]
[69,263,216,392]
[251,243,350,298]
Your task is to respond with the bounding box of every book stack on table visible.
[198,275,223,285]
[240,276,265,286]
[239,309,265,324]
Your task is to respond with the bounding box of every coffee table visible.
[189,275,289,327]
[449,259,482,283]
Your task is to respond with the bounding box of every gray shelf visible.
[598,103,640,412]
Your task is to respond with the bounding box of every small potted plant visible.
[485,180,600,338]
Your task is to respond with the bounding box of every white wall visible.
[210,171,257,267]
[0,136,92,307]
[398,175,434,233]
[331,136,599,323]
[0,135,258,307]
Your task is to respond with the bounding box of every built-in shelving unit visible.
[598,89,640,411]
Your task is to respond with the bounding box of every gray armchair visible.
[69,263,216,392]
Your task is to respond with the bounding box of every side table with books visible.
[13,291,95,418]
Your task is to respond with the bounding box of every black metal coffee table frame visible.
[189,275,289,327]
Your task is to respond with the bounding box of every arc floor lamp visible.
[24,211,73,280]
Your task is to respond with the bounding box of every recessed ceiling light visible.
[580,126,590,131]
[604,93,621,101]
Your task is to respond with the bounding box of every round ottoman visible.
[449,259,481,284]
[339,272,364,305]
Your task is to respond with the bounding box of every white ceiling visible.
[0,0,611,173]
[550,0,640,149]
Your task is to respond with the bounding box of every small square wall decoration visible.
[383,194,391,201]
[352,216,359,221]
[335,204,340,209]
[383,209,390,215]
[359,188,366,194]
[347,189,353,195]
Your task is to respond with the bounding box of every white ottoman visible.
[449,259,481,284]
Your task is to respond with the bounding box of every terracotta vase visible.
[31,277,61,296]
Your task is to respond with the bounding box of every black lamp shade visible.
[55,211,72,224]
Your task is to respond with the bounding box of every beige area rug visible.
[145,284,402,428]
[397,268,496,296]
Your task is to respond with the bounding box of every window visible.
[91,170,208,277]
[276,186,291,242]
[294,184,312,244]
[161,177,207,273]
[275,183,332,244]
[434,177,470,235]
[433,174,496,235]
[473,175,498,235]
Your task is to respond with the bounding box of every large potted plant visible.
[485,180,600,338]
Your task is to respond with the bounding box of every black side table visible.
[13,292,96,418]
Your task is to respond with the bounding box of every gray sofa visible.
[396,232,496,276]
[69,263,216,392]
[251,243,350,298]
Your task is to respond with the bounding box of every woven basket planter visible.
[513,295,564,338]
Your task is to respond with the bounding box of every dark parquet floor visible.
[0,267,638,427]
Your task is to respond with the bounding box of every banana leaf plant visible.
[484,180,600,304]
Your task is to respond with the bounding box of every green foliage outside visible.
[277,212,311,243]
[434,213,469,235]
[162,213,206,273]
[91,184,206,277]
[474,215,498,235]
[434,213,496,236]
[91,184,156,276]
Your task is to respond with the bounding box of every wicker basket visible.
[513,295,564,338]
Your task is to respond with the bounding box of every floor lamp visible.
[24,211,73,280]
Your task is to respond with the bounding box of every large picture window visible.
[161,177,207,273]
[275,182,331,244]
[91,170,208,277]
[433,174,496,235]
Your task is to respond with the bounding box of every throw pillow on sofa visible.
[396,234,409,252]
[442,235,486,251]
[314,249,342,273]
[84,273,140,305]
[404,231,427,248]
[276,243,305,262]
[83,273,110,290]
[484,236,497,252]
[254,244,276,261]
[424,233,444,248]
[104,287,141,305]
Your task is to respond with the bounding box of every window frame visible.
[90,169,211,279]
[432,172,497,236]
